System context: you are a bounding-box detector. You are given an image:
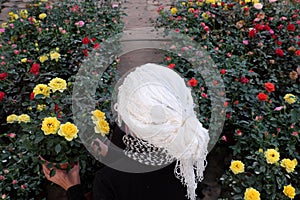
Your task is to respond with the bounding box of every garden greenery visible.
[155,0,299,199]
[0,0,123,198]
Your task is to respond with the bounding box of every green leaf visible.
[50,169,56,177]
[55,144,61,154]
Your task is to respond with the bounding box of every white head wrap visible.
[115,63,209,200]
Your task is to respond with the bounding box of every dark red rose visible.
[264,82,275,92]
[30,92,35,100]
[255,24,264,31]
[83,49,88,57]
[188,78,198,87]
[54,104,60,112]
[29,63,40,75]
[91,38,96,42]
[276,40,282,46]
[82,37,90,45]
[244,7,249,12]
[0,91,5,101]
[240,76,249,84]
[275,48,284,57]
[0,72,8,80]
[249,29,256,38]
[257,92,268,102]
[287,23,296,32]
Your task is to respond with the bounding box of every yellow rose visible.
[50,51,61,62]
[94,119,110,136]
[281,158,298,173]
[37,104,46,111]
[206,0,216,4]
[48,77,67,92]
[58,122,78,141]
[33,84,51,98]
[258,148,263,153]
[188,8,194,12]
[1,23,7,28]
[265,149,280,164]
[17,114,30,123]
[196,1,203,6]
[91,109,106,122]
[8,12,14,17]
[38,13,47,20]
[41,117,61,135]
[283,185,296,199]
[20,10,28,19]
[252,0,260,3]
[6,114,18,123]
[170,7,178,15]
[21,58,27,63]
[39,55,48,63]
[13,14,19,20]
[181,2,186,6]
[245,0,251,2]
[230,160,245,174]
[284,94,297,104]
[244,188,260,200]
[202,12,209,20]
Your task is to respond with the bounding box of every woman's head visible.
[114,63,209,200]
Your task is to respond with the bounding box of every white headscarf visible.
[115,63,209,200]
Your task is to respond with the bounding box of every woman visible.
[42,63,210,200]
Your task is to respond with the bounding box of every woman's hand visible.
[91,138,108,157]
[42,162,81,191]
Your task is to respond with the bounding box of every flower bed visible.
[0,0,123,198]
[155,0,299,199]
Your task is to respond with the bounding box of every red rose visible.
[54,104,60,112]
[29,63,40,75]
[244,7,249,12]
[94,43,100,49]
[168,63,175,69]
[83,49,88,57]
[0,91,5,101]
[91,38,96,42]
[295,50,300,56]
[188,78,198,87]
[82,37,90,45]
[287,23,296,32]
[240,76,249,84]
[201,93,207,98]
[275,48,284,57]
[30,92,35,100]
[248,29,256,38]
[255,24,263,31]
[0,72,8,80]
[220,69,226,75]
[276,40,282,46]
[257,92,268,102]
[264,82,275,92]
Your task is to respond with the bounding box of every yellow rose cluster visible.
[41,117,78,141]
[6,114,30,123]
[32,77,67,98]
[38,48,61,63]
[92,109,110,136]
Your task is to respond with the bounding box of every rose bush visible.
[155,0,299,199]
[0,0,123,199]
